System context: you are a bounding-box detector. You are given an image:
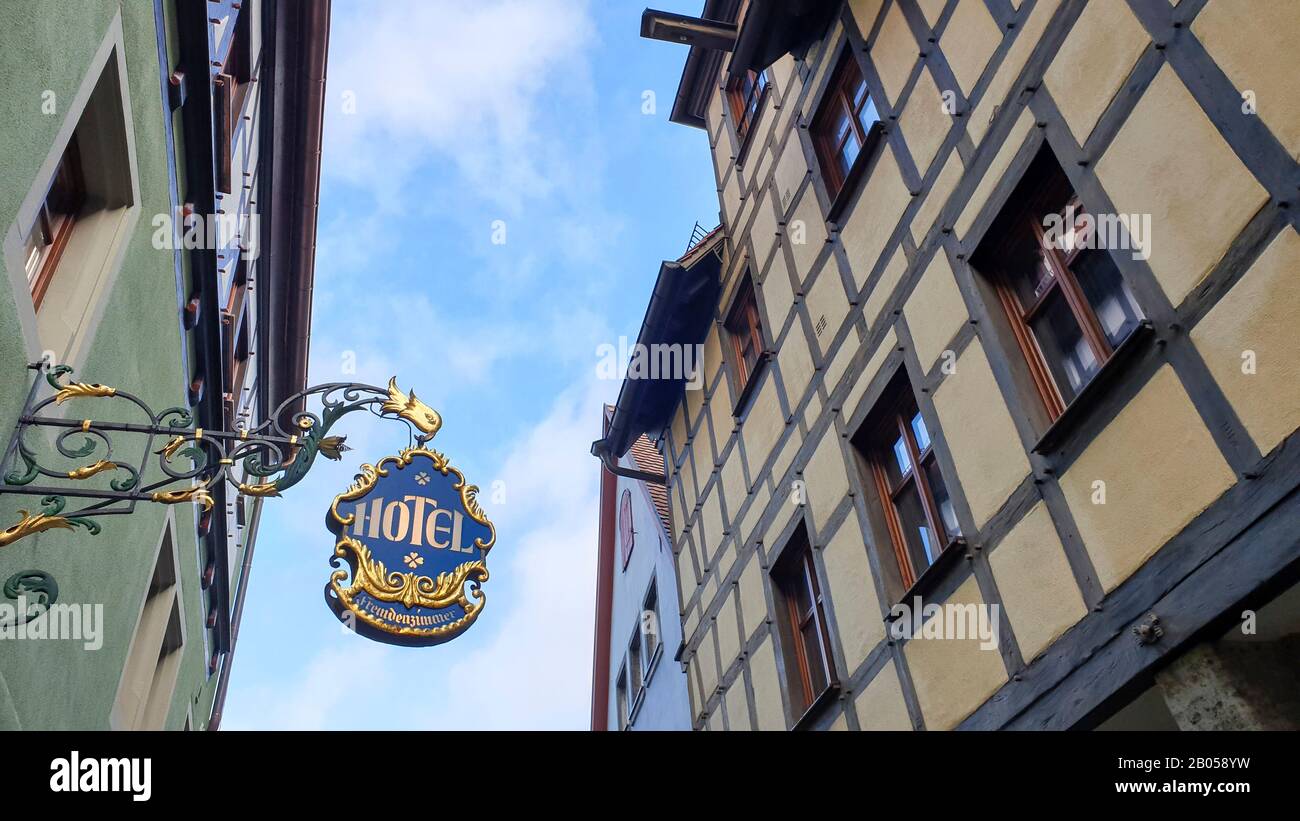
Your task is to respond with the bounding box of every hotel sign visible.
[325,446,495,646]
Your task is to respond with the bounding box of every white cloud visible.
[325,0,599,212]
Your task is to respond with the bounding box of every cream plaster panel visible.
[774,131,811,214]
[716,591,742,672]
[844,327,898,421]
[701,486,726,555]
[849,0,886,38]
[910,148,963,243]
[900,66,953,175]
[761,248,796,335]
[1195,0,1300,159]
[703,323,724,388]
[917,0,945,28]
[709,379,736,455]
[988,502,1087,662]
[968,0,1060,147]
[722,165,743,230]
[778,319,817,403]
[725,677,752,730]
[1044,0,1148,145]
[854,659,914,730]
[821,515,884,673]
[738,552,768,640]
[1096,65,1269,305]
[697,625,720,699]
[956,108,1035,238]
[786,189,827,280]
[1191,228,1300,454]
[824,326,861,395]
[940,0,1002,95]
[838,144,911,279]
[771,426,803,488]
[903,576,1008,729]
[1060,366,1236,592]
[749,635,787,730]
[932,338,1030,528]
[903,249,968,372]
[741,375,785,474]
[721,447,748,527]
[750,189,780,269]
[804,262,851,359]
[862,244,909,321]
[804,426,851,535]
[670,403,688,465]
[871,1,917,107]
[741,479,771,542]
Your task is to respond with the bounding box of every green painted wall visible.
[0,0,216,729]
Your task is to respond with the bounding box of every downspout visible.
[591,439,666,485]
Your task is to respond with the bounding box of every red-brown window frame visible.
[726,69,769,144]
[26,137,87,311]
[987,168,1142,422]
[865,387,960,590]
[723,276,765,395]
[810,49,873,200]
[773,531,836,716]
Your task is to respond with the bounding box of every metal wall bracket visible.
[0,362,441,549]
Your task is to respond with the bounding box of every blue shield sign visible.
[325,448,495,646]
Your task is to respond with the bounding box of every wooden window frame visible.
[726,68,769,148]
[810,49,876,202]
[772,531,836,717]
[722,275,766,403]
[987,171,1145,423]
[25,137,87,310]
[862,379,963,591]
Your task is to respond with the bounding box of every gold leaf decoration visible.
[151,486,215,511]
[236,481,281,497]
[336,536,488,610]
[53,382,117,405]
[0,510,75,548]
[66,460,119,481]
[381,377,442,438]
[155,436,185,461]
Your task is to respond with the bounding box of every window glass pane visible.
[923,457,961,541]
[1072,249,1143,349]
[1029,291,1098,404]
[894,482,937,575]
[890,434,911,482]
[799,619,828,699]
[628,635,642,702]
[856,94,879,137]
[641,585,659,662]
[837,130,861,178]
[910,411,930,454]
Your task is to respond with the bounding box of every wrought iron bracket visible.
[0,362,443,548]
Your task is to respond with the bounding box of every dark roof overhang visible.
[595,232,724,461]
[661,0,741,128]
[727,0,841,80]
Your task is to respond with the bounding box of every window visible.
[618,488,634,569]
[723,276,765,395]
[811,49,879,200]
[23,136,86,309]
[615,664,629,730]
[726,69,769,144]
[858,375,962,589]
[980,151,1145,419]
[641,581,661,667]
[772,527,835,717]
[111,522,185,730]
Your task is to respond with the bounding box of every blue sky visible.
[222,0,717,729]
